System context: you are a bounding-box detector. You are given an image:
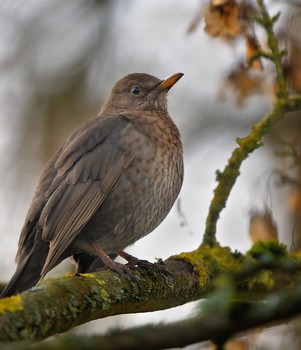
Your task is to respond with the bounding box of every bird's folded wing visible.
[17,115,136,277]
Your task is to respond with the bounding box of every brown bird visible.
[1,72,184,297]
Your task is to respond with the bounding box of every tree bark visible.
[1,243,300,345]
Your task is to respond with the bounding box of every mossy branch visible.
[17,280,301,350]
[2,242,301,348]
[255,0,287,101]
[0,244,238,343]
[202,0,301,246]
[0,258,200,343]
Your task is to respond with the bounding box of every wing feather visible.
[15,114,136,276]
[40,148,134,277]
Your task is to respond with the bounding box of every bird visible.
[1,72,184,297]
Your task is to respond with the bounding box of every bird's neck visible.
[121,111,183,156]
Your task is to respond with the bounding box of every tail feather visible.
[1,245,119,297]
[1,241,49,298]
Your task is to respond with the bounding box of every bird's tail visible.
[1,241,49,298]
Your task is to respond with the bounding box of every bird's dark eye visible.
[131,86,142,95]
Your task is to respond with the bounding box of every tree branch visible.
[1,242,301,346]
[0,258,200,343]
[203,95,301,246]
[1,252,301,350]
[255,1,287,101]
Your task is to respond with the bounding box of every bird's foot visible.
[118,251,172,277]
[103,258,139,283]
[89,241,139,283]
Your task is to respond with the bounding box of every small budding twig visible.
[202,0,301,246]
[255,0,288,101]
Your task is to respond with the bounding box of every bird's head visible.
[100,72,184,114]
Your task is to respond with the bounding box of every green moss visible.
[80,273,96,279]
[80,273,108,289]
[291,250,301,259]
[100,288,110,300]
[242,241,297,292]
[0,295,23,314]
[247,269,275,291]
[247,240,288,260]
[173,244,241,289]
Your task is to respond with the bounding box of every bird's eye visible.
[131,86,142,95]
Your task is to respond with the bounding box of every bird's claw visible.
[118,251,173,278]
[107,260,140,285]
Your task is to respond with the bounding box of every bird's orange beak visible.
[159,73,184,91]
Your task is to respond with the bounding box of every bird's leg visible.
[118,250,172,277]
[89,241,138,282]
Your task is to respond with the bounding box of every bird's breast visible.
[78,116,183,253]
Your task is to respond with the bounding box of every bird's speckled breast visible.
[75,111,183,254]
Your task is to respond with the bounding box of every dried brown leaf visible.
[204,1,242,40]
[286,45,301,93]
[287,188,301,215]
[212,0,232,6]
[249,208,278,243]
[246,35,263,70]
[222,64,264,105]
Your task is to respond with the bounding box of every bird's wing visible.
[18,114,136,277]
